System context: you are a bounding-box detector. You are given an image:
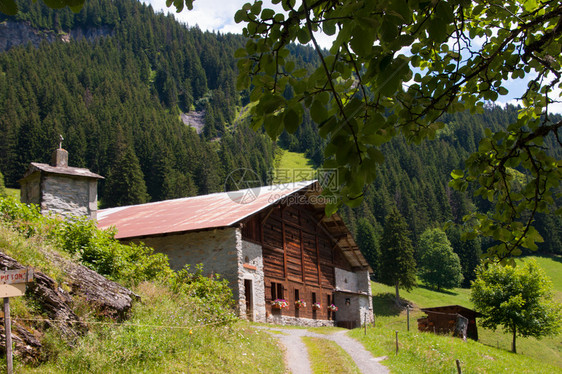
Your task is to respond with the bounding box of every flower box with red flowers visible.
[271,299,289,310]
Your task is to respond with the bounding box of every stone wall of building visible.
[133,228,240,300]
[266,313,335,327]
[333,268,373,327]
[237,235,266,323]
[20,173,41,206]
[41,175,98,219]
[333,292,374,327]
[335,267,367,294]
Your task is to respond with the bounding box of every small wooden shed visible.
[417,305,480,340]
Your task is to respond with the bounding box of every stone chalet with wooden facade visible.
[19,149,373,328]
[97,181,374,328]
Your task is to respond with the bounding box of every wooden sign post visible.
[0,268,34,374]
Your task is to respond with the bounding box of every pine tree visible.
[102,144,149,207]
[379,208,417,305]
[446,226,482,287]
[356,218,380,279]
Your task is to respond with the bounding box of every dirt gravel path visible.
[257,327,389,374]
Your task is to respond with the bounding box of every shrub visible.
[169,264,236,325]
[0,197,237,325]
[0,197,46,237]
[0,198,172,286]
[54,216,172,285]
[418,228,463,291]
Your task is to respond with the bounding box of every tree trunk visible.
[511,324,517,353]
[395,280,400,305]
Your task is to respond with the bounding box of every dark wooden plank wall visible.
[242,200,353,320]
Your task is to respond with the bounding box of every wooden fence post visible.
[407,307,410,331]
[4,296,12,374]
[395,331,399,354]
[456,359,462,374]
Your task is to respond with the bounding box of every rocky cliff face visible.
[0,20,112,52]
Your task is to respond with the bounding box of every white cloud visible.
[143,0,336,48]
[143,0,246,34]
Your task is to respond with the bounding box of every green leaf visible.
[318,116,337,138]
[350,26,372,56]
[367,148,384,164]
[284,107,301,134]
[258,94,285,114]
[250,1,262,15]
[380,17,398,43]
[297,28,310,44]
[43,0,67,9]
[310,99,328,123]
[234,48,247,58]
[451,169,464,179]
[0,0,18,15]
[346,195,364,208]
[324,20,336,36]
[427,19,447,42]
[234,9,247,23]
[264,114,284,139]
[261,8,275,20]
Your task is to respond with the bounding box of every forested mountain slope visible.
[0,0,559,278]
[0,0,276,206]
[282,103,562,281]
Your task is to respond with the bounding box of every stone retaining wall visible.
[266,314,335,327]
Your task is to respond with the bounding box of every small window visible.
[277,283,284,300]
[312,292,317,319]
[271,282,284,301]
[295,289,300,301]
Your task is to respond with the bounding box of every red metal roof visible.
[97,181,317,239]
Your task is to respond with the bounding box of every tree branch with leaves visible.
[3,0,560,263]
[231,0,562,264]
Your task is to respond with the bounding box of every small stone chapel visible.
[18,146,103,219]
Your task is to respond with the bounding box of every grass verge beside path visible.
[303,336,362,374]
[349,325,557,374]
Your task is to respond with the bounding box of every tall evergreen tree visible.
[446,226,482,287]
[379,208,417,305]
[356,218,380,279]
[102,144,149,207]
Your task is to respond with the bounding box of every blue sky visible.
[144,0,561,114]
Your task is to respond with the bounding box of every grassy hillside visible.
[0,198,285,373]
[22,284,284,373]
[273,148,315,183]
[367,255,562,370]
